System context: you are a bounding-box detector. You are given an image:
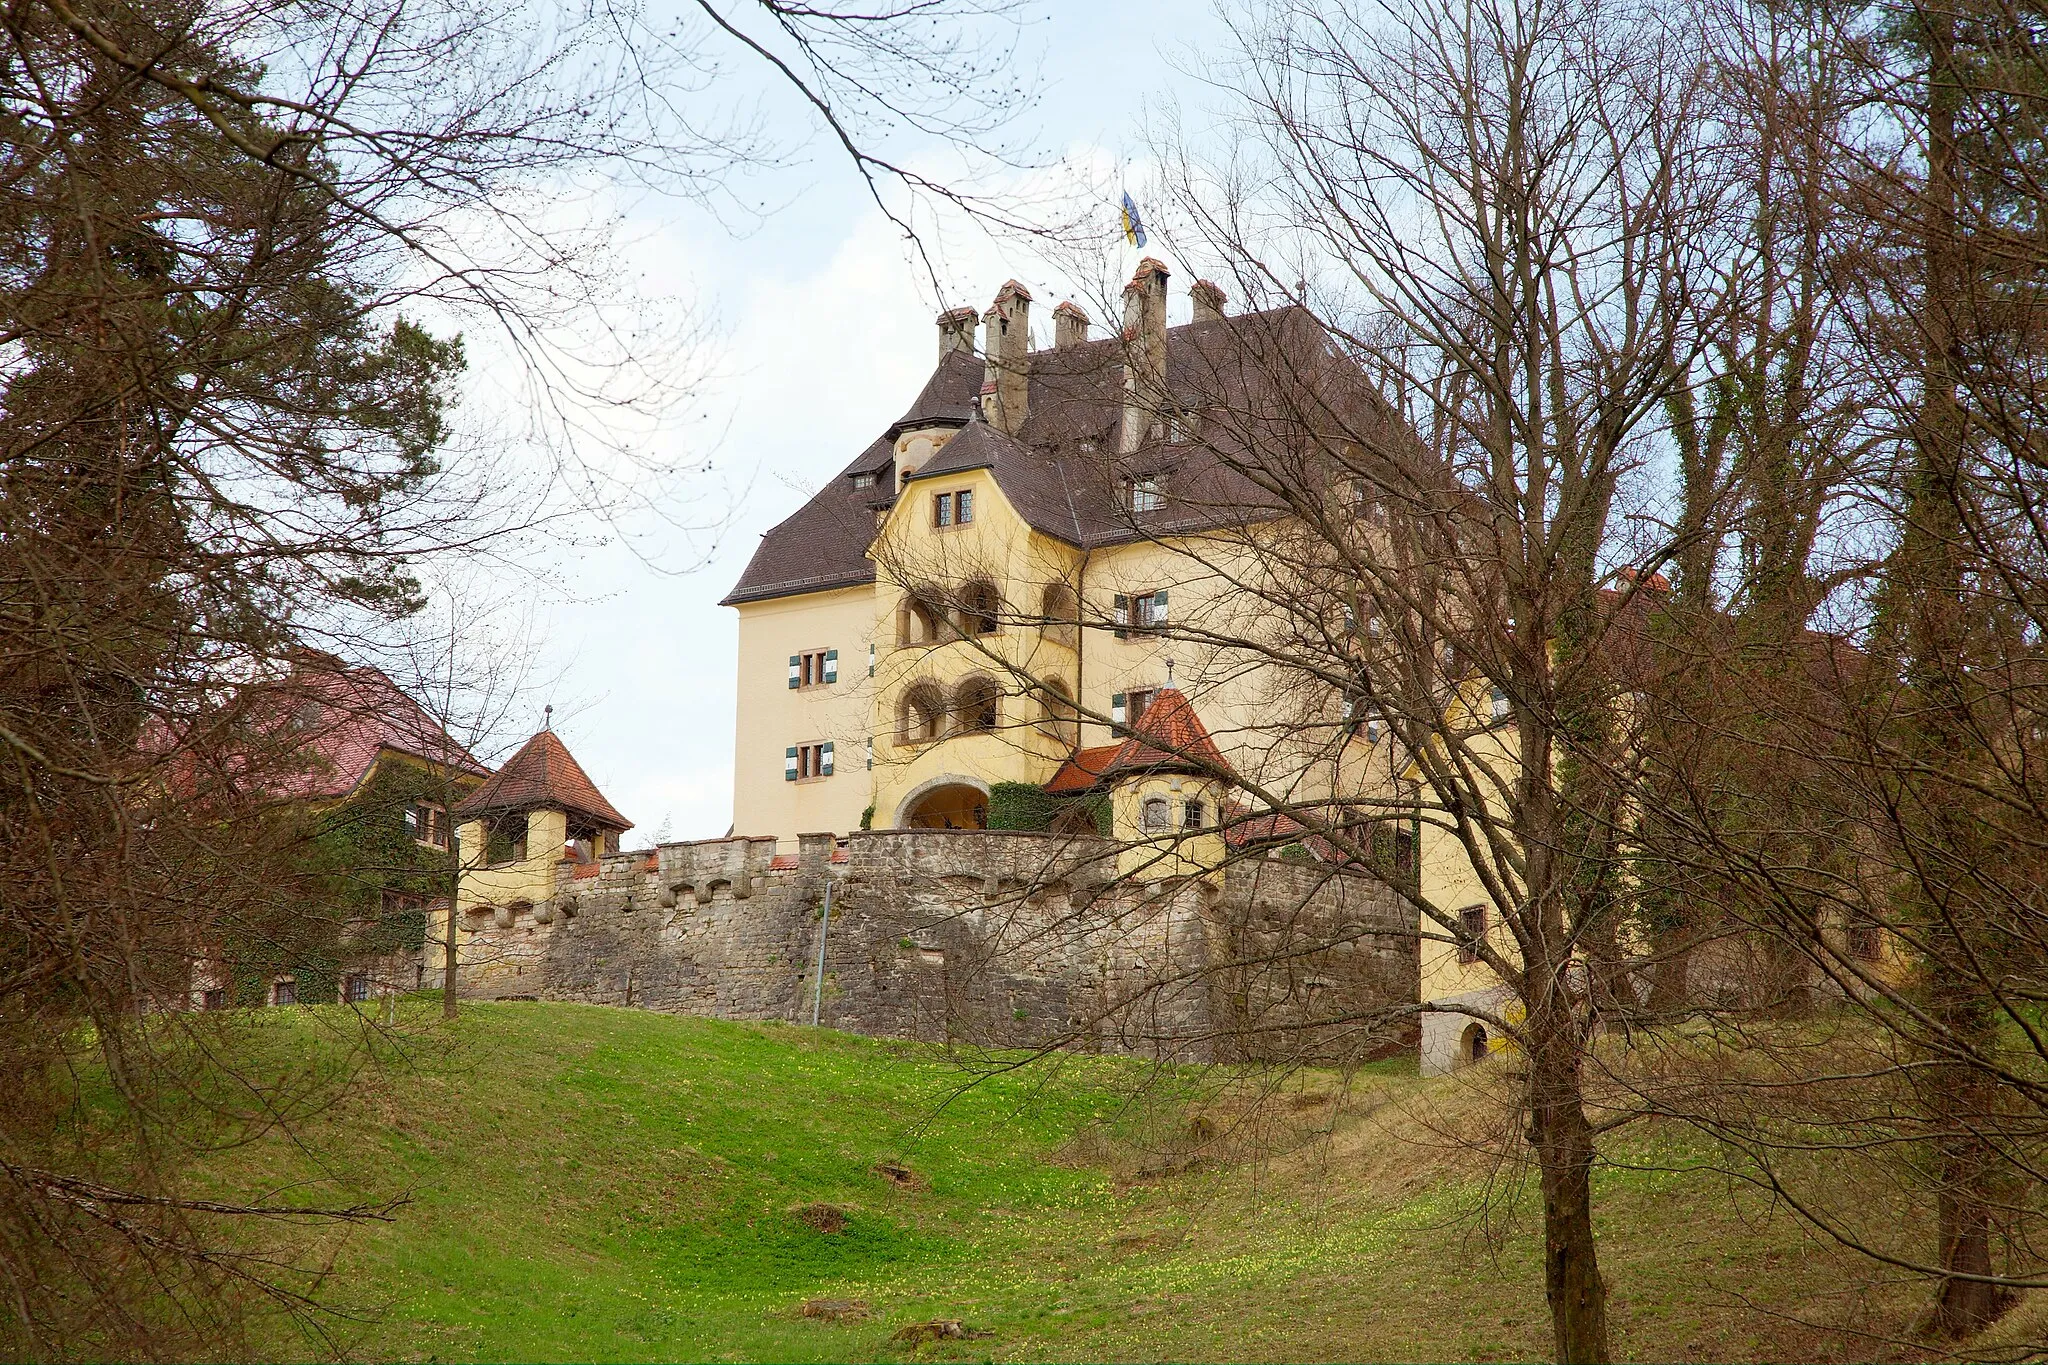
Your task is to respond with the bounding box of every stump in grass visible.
[792,1202,849,1234]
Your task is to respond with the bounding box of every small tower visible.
[453,726,632,922]
[1046,686,1232,880]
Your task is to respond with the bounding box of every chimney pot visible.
[936,306,978,362]
[1191,279,1227,323]
[1121,260,1170,454]
[981,283,1032,435]
[1053,300,1091,348]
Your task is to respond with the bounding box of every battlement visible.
[457,827,1417,1063]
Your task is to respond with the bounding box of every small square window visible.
[408,801,449,849]
[1183,799,1206,830]
[790,742,833,780]
[852,471,877,489]
[1141,796,1171,832]
[344,973,370,1004]
[933,492,953,527]
[202,988,226,1011]
[1457,906,1487,965]
[271,979,298,1007]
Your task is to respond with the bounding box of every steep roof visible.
[723,304,1391,606]
[149,652,491,811]
[455,728,631,831]
[266,656,489,802]
[1044,688,1233,794]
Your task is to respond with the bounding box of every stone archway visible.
[1458,1021,1490,1067]
[895,775,991,830]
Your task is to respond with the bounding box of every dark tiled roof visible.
[1044,688,1233,793]
[723,305,1391,605]
[888,348,983,435]
[455,728,631,831]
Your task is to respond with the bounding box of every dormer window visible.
[852,471,878,489]
[1123,477,1165,514]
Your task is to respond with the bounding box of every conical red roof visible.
[455,729,630,831]
[1045,688,1232,793]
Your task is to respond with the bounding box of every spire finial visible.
[1165,658,1176,687]
[543,704,553,731]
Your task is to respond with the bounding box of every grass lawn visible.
[207,1001,1934,1362]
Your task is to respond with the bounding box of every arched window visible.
[1183,799,1206,830]
[1460,1022,1490,1067]
[1037,677,1079,750]
[959,580,1001,636]
[1140,796,1171,832]
[898,682,946,744]
[897,593,947,647]
[953,676,1000,733]
[1040,583,1079,649]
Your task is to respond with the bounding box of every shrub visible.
[987,782,1060,831]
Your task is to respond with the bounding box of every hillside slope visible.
[211,1002,1933,1362]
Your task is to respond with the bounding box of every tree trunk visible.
[442,893,459,1020]
[1924,990,2012,1338]
[1528,1002,1612,1364]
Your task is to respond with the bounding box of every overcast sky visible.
[474,4,1235,843]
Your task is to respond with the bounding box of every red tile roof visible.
[1045,743,1123,795]
[455,729,630,832]
[1044,689,1233,794]
[166,653,490,806]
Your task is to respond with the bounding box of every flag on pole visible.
[1121,191,1147,248]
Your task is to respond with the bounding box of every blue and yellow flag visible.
[1121,191,1148,248]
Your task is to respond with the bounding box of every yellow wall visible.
[449,808,568,972]
[731,584,883,845]
[869,466,1081,827]
[1110,773,1227,879]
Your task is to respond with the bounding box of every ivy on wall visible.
[986,783,1110,837]
[987,782,1061,831]
[218,758,460,1003]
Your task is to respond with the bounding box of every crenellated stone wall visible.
[456,829,1417,1063]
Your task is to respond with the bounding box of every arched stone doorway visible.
[1458,1022,1489,1067]
[899,780,989,830]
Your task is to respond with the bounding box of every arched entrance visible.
[900,782,989,829]
[1459,1022,1490,1067]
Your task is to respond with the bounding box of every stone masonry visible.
[457,829,1418,1063]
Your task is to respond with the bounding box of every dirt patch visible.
[798,1298,869,1322]
[872,1160,919,1189]
[890,1319,989,1346]
[791,1202,849,1234]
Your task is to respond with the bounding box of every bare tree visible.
[0,0,1040,1354]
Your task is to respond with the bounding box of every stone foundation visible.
[457,829,1418,1064]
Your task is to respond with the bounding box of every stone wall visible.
[457,828,1417,1063]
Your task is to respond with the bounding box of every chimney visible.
[980,280,1032,435]
[1121,257,1170,454]
[1191,279,1227,324]
[1053,300,1091,348]
[937,306,978,361]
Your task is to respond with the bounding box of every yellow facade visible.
[730,441,1349,854]
[731,584,883,840]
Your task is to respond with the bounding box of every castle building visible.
[721,261,1405,860]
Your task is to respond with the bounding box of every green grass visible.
[203,1002,1925,1362]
